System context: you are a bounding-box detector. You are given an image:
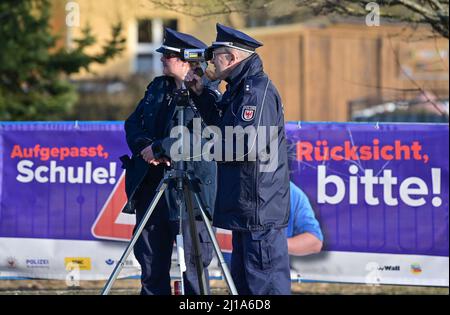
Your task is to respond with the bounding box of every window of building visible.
[135,53,154,74]
[138,20,153,43]
[163,19,178,32]
[134,18,178,76]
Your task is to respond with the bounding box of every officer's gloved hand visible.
[140,146,170,167]
[157,157,171,167]
[140,145,155,164]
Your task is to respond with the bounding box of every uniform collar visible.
[224,54,263,94]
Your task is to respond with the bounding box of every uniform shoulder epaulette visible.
[210,88,222,101]
[243,77,253,94]
[245,74,269,91]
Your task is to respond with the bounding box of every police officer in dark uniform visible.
[186,23,291,295]
[122,28,217,295]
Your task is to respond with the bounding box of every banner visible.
[0,122,448,286]
[0,122,141,280]
[286,122,448,286]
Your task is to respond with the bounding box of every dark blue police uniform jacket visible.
[122,76,216,221]
[193,54,290,232]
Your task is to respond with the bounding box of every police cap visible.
[156,28,207,55]
[209,23,263,54]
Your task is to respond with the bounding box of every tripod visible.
[101,86,237,295]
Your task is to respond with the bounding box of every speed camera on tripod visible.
[181,48,213,62]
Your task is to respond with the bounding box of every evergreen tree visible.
[0,0,125,120]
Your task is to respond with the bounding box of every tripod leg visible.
[183,185,209,295]
[189,189,238,295]
[101,181,168,295]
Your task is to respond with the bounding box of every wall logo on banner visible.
[378,265,401,272]
[64,257,91,271]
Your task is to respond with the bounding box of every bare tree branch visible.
[387,36,448,116]
[291,0,449,38]
[147,0,448,38]
[147,0,270,18]
[395,0,438,18]
[434,36,449,72]
[428,0,446,11]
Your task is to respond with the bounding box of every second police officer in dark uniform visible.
[187,24,291,295]
[122,29,217,295]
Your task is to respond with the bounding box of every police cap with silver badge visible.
[209,23,263,54]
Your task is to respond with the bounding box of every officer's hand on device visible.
[141,145,171,166]
[140,145,155,164]
[185,69,204,96]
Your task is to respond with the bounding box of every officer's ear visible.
[227,51,238,66]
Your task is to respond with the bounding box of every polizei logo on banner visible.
[10,144,117,185]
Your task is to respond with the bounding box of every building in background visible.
[49,0,246,119]
[50,0,449,122]
[247,22,449,122]
[51,0,245,80]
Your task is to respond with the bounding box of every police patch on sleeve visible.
[241,105,256,121]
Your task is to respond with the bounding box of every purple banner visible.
[286,122,449,257]
[0,122,128,241]
[0,122,448,258]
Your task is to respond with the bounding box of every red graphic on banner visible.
[215,229,232,253]
[91,172,134,241]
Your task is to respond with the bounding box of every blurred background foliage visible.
[0,0,447,122]
[0,0,125,121]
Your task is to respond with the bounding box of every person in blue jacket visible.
[186,23,291,295]
[287,182,323,256]
[219,182,323,264]
[122,28,217,295]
